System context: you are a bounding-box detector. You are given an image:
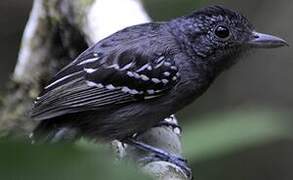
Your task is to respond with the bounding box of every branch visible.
[0,0,192,179]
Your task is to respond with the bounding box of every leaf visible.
[181,111,292,162]
[0,141,151,180]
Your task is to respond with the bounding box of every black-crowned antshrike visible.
[31,5,288,176]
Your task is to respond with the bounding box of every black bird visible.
[30,5,287,174]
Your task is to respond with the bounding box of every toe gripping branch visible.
[124,138,192,179]
[123,115,193,179]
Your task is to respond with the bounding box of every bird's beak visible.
[247,31,288,48]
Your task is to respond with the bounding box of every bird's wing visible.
[31,47,180,121]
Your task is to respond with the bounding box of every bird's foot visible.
[124,138,192,178]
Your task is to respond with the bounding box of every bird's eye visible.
[214,26,230,40]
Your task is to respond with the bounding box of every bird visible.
[30,5,287,175]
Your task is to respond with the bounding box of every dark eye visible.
[215,26,230,39]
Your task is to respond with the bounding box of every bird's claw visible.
[125,138,192,179]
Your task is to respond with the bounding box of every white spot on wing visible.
[141,74,149,81]
[155,60,165,68]
[96,83,104,88]
[107,64,120,70]
[121,62,134,70]
[164,62,171,66]
[121,86,131,93]
[133,72,140,79]
[151,78,161,84]
[136,63,149,72]
[121,86,141,95]
[106,84,116,90]
[78,57,99,65]
[164,72,170,76]
[84,68,97,74]
[127,71,134,77]
[162,79,169,84]
[197,51,207,58]
[45,72,81,89]
[157,56,164,62]
[130,89,139,95]
[171,66,177,70]
[86,80,104,88]
[86,80,98,87]
[144,94,160,100]
[147,89,155,94]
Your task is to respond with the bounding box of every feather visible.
[31,30,180,121]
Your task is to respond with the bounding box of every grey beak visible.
[248,31,288,48]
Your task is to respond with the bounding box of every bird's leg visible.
[123,138,192,178]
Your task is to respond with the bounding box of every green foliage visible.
[0,141,151,180]
[181,110,292,162]
[142,0,207,21]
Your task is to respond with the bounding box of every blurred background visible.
[0,0,292,180]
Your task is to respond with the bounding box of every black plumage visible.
[31,6,287,142]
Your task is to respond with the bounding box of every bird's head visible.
[169,5,288,71]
